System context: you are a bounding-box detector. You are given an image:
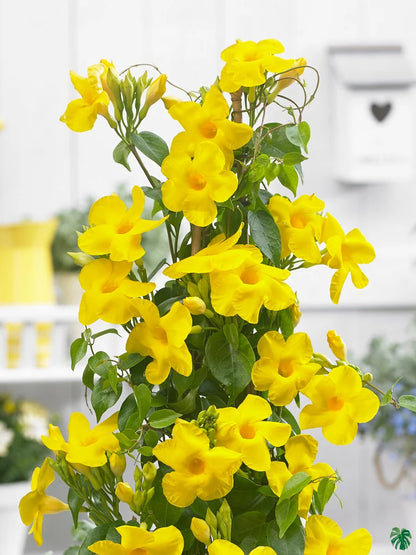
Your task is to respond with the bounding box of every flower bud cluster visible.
[191,405,219,447]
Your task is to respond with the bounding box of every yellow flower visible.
[269,57,307,98]
[321,213,376,304]
[252,331,320,405]
[60,61,110,132]
[168,85,253,166]
[219,38,294,93]
[304,515,372,555]
[164,224,256,279]
[299,365,379,445]
[267,194,325,263]
[266,435,334,518]
[216,394,291,471]
[161,141,238,227]
[209,540,277,555]
[78,258,155,325]
[126,299,193,385]
[42,411,119,467]
[19,458,68,546]
[210,255,295,324]
[89,524,184,555]
[153,419,242,507]
[78,186,167,262]
[327,330,347,361]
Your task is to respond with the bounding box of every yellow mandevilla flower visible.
[219,38,295,92]
[267,194,325,263]
[304,515,372,555]
[209,540,277,555]
[126,299,193,385]
[89,524,184,555]
[168,85,253,166]
[60,60,111,132]
[299,365,379,445]
[78,186,167,262]
[266,434,334,518]
[321,213,376,304]
[19,458,68,546]
[270,57,307,97]
[210,252,296,324]
[78,258,155,325]
[252,331,320,405]
[216,394,291,471]
[161,141,238,227]
[42,411,119,467]
[153,419,242,507]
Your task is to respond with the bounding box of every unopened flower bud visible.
[191,517,211,545]
[267,57,307,103]
[140,74,167,120]
[327,330,347,361]
[115,482,134,504]
[217,499,232,541]
[205,508,218,539]
[142,462,157,486]
[134,466,143,487]
[183,297,206,315]
[67,251,94,267]
[363,372,373,383]
[109,453,126,478]
[133,490,144,513]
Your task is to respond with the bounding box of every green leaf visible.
[91,328,120,340]
[278,471,311,502]
[70,337,88,370]
[248,209,281,265]
[144,429,160,447]
[278,164,298,195]
[68,489,84,528]
[113,140,131,171]
[88,351,113,379]
[282,152,307,166]
[133,383,152,424]
[267,519,305,555]
[148,409,181,429]
[82,363,95,390]
[79,524,122,555]
[232,511,267,544]
[223,323,239,349]
[91,377,122,421]
[286,122,311,153]
[390,527,412,550]
[118,393,142,433]
[279,307,294,340]
[275,496,299,538]
[205,330,255,403]
[399,395,416,412]
[130,131,169,166]
[314,477,335,514]
[276,406,301,434]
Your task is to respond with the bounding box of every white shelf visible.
[0,365,83,384]
[0,304,78,323]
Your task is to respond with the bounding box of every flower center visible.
[239,422,256,439]
[101,281,118,294]
[327,396,344,411]
[326,546,340,555]
[189,172,207,191]
[279,360,294,378]
[189,457,205,475]
[290,214,307,229]
[240,267,259,284]
[117,221,134,234]
[154,326,168,345]
[130,549,147,555]
[200,120,217,139]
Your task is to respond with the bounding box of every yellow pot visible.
[0,219,58,304]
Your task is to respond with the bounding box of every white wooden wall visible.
[1,1,416,552]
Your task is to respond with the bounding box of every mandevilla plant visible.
[18,38,416,554]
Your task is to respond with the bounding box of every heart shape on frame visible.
[370,102,392,122]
